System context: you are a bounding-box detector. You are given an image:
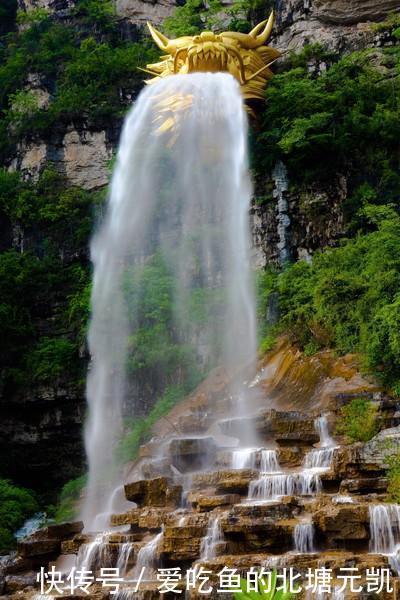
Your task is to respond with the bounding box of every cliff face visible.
[0,0,399,496]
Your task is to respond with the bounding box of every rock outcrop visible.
[6,341,400,598]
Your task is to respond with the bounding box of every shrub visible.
[233,572,293,599]
[335,398,380,443]
[27,337,77,383]
[258,210,400,388]
[117,385,188,463]
[0,479,39,553]
[55,475,87,523]
[256,46,400,231]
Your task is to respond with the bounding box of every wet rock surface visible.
[8,343,400,598]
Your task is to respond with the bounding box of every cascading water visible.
[369,504,400,573]
[293,521,315,554]
[77,532,112,571]
[200,515,223,560]
[248,417,337,502]
[304,416,338,470]
[231,448,280,471]
[132,530,163,580]
[81,72,257,528]
[116,542,134,575]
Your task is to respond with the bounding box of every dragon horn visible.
[252,11,275,45]
[147,22,176,54]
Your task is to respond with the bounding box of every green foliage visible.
[386,449,400,503]
[258,210,400,388]
[117,385,188,462]
[27,338,77,383]
[164,0,224,36]
[371,12,400,33]
[257,46,400,231]
[335,398,380,443]
[233,572,294,599]
[0,478,39,553]
[0,6,157,155]
[0,169,98,390]
[55,475,87,523]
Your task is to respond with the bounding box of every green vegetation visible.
[0,478,39,553]
[164,0,274,36]
[256,45,400,232]
[117,384,190,462]
[233,572,293,599]
[54,475,87,523]
[387,450,400,503]
[335,398,380,442]
[0,0,157,158]
[0,168,99,391]
[258,207,400,392]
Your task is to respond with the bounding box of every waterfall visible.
[200,515,223,560]
[81,72,256,528]
[369,504,400,574]
[132,530,163,580]
[260,449,281,473]
[231,448,257,469]
[76,532,112,571]
[247,416,338,503]
[303,416,338,470]
[293,521,315,554]
[369,504,400,553]
[231,448,279,471]
[249,471,322,501]
[116,542,134,575]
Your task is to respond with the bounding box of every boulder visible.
[18,539,61,558]
[313,0,400,24]
[18,520,84,559]
[124,477,182,507]
[191,469,258,494]
[340,477,388,495]
[228,497,301,521]
[196,494,241,511]
[360,425,400,470]
[314,504,369,542]
[162,514,209,561]
[256,410,319,445]
[4,572,37,593]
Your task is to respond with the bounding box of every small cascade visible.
[303,416,338,471]
[15,512,47,541]
[260,449,280,473]
[76,532,112,571]
[249,471,321,502]
[369,504,400,553]
[200,516,223,560]
[231,448,280,471]
[116,542,134,576]
[294,521,315,554]
[231,448,257,469]
[369,504,400,575]
[132,530,163,580]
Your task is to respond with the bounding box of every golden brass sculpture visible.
[145,12,281,105]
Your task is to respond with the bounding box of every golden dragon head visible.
[144,13,281,106]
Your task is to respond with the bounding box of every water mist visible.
[81,73,257,529]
